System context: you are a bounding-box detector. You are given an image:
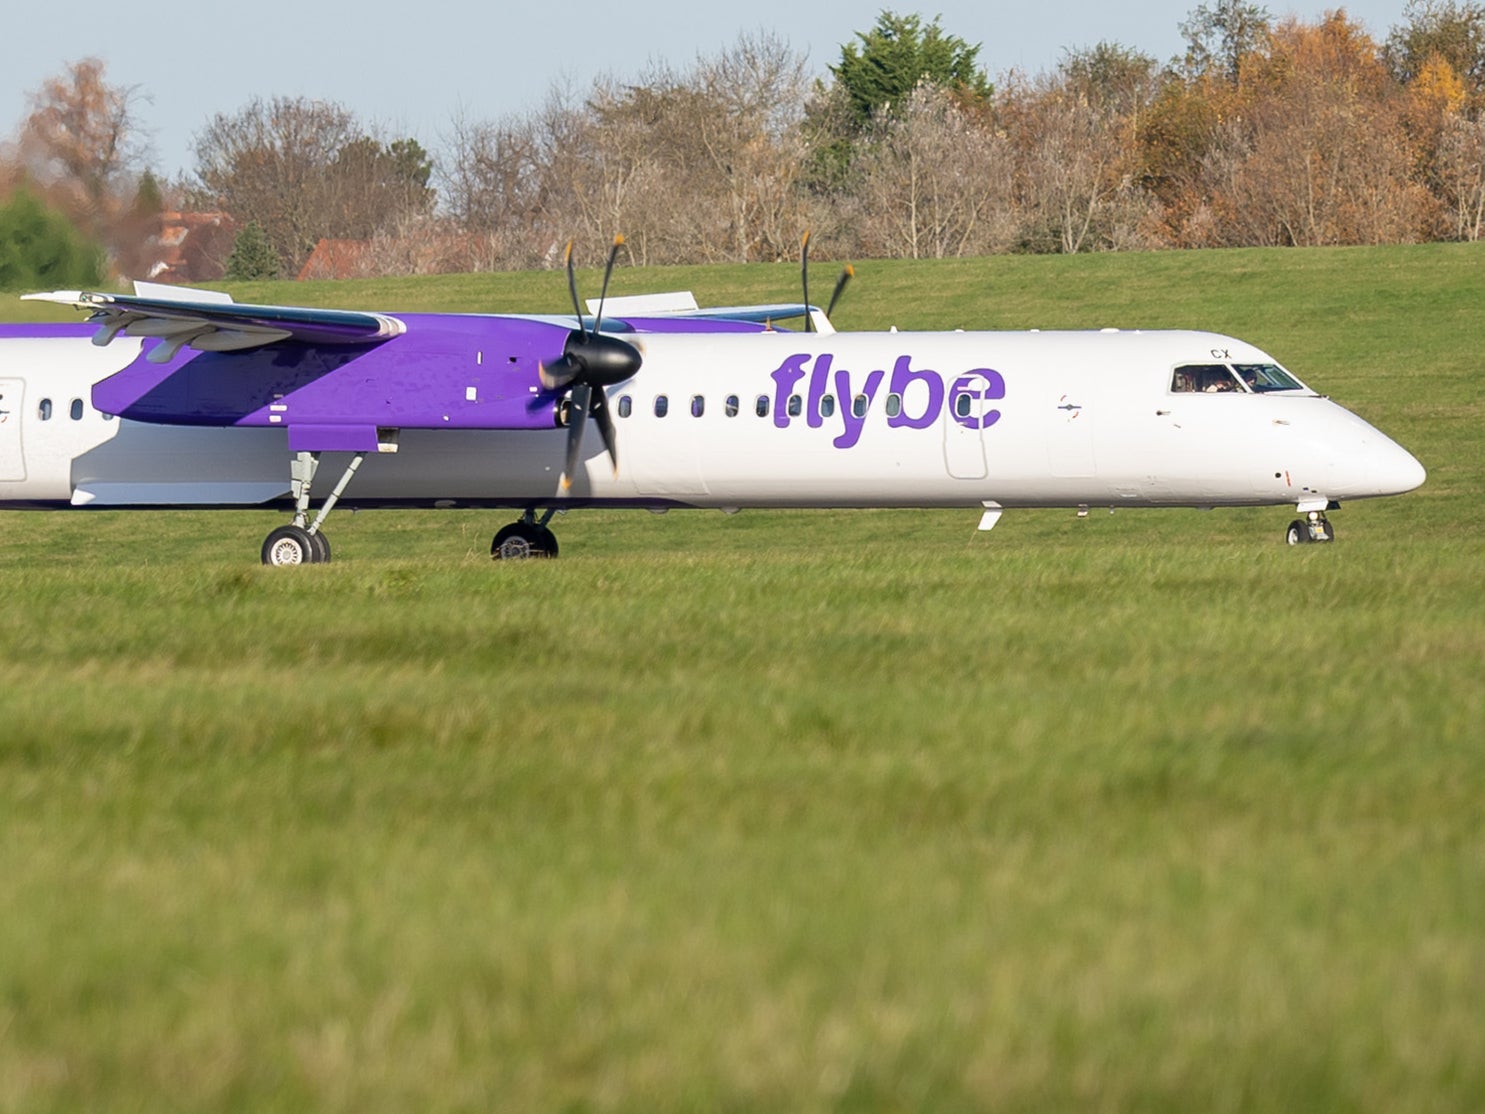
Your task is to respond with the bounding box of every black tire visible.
[491,522,558,560]
[534,526,559,558]
[262,524,316,566]
[308,530,332,563]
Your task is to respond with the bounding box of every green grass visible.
[2,245,1483,1112]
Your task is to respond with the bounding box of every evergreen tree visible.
[0,189,105,291]
[832,11,993,130]
[806,11,992,193]
[224,221,279,280]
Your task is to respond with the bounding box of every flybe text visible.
[768,353,1006,449]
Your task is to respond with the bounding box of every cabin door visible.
[0,379,25,481]
[942,373,994,480]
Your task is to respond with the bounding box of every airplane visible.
[2,240,1425,563]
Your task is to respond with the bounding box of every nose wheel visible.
[1286,511,1334,545]
[492,509,560,560]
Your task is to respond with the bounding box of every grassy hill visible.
[1,245,1482,1112]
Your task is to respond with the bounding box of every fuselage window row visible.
[614,392,908,423]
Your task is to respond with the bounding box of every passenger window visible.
[654,395,669,418]
[70,398,84,421]
[885,393,902,418]
[820,394,835,419]
[787,395,802,418]
[854,394,870,419]
[38,398,52,421]
[725,395,739,417]
[690,395,705,418]
[618,395,632,418]
[954,392,971,418]
[755,395,770,417]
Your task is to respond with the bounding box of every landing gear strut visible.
[1285,510,1334,546]
[261,449,364,566]
[492,509,559,560]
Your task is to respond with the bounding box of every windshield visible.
[1233,363,1306,392]
[1171,362,1308,394]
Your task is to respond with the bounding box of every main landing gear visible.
[1285,510,1335,546]
[261,450,366,566]
[491,509,560,560]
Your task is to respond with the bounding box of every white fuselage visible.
[0,328,1425,513]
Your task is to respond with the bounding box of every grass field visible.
[1,245,1482,1112]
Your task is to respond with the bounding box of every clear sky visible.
[2,0,1414,183]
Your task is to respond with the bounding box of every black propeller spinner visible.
[541,236,642,493]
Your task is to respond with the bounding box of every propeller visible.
[540,236,642,493]
[799,230,853,332]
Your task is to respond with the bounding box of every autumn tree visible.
[17,58,148,222]
[1386,0,1485,97]
[1207,13,1435,245]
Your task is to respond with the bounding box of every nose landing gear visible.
[491,509,560,560]
[1285,510,1334,545]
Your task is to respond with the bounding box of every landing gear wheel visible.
[262,524,317,566]
[491,522,559,560]
[308,530,332,563]
[1285,514,1335,546]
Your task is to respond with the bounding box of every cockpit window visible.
[1234,363,1305,392]
[1172,364,1241,393]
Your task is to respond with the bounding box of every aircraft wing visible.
[22,289,406,363]
[649,303,813,323]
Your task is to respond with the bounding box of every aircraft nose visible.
[1373,438,1426,495]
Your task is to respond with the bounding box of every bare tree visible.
[1436,110,1485,238]
[194,96,433,275]
[852,83,1016,259]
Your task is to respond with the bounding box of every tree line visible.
[4,1,1485,287]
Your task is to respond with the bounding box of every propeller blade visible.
[592,234,624,334]
[826,264,855,320]
[564,240,585,338]
[801,230,813,334]
[560,382,593,493]
[539,355,581,393]
[591,388,619,473]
